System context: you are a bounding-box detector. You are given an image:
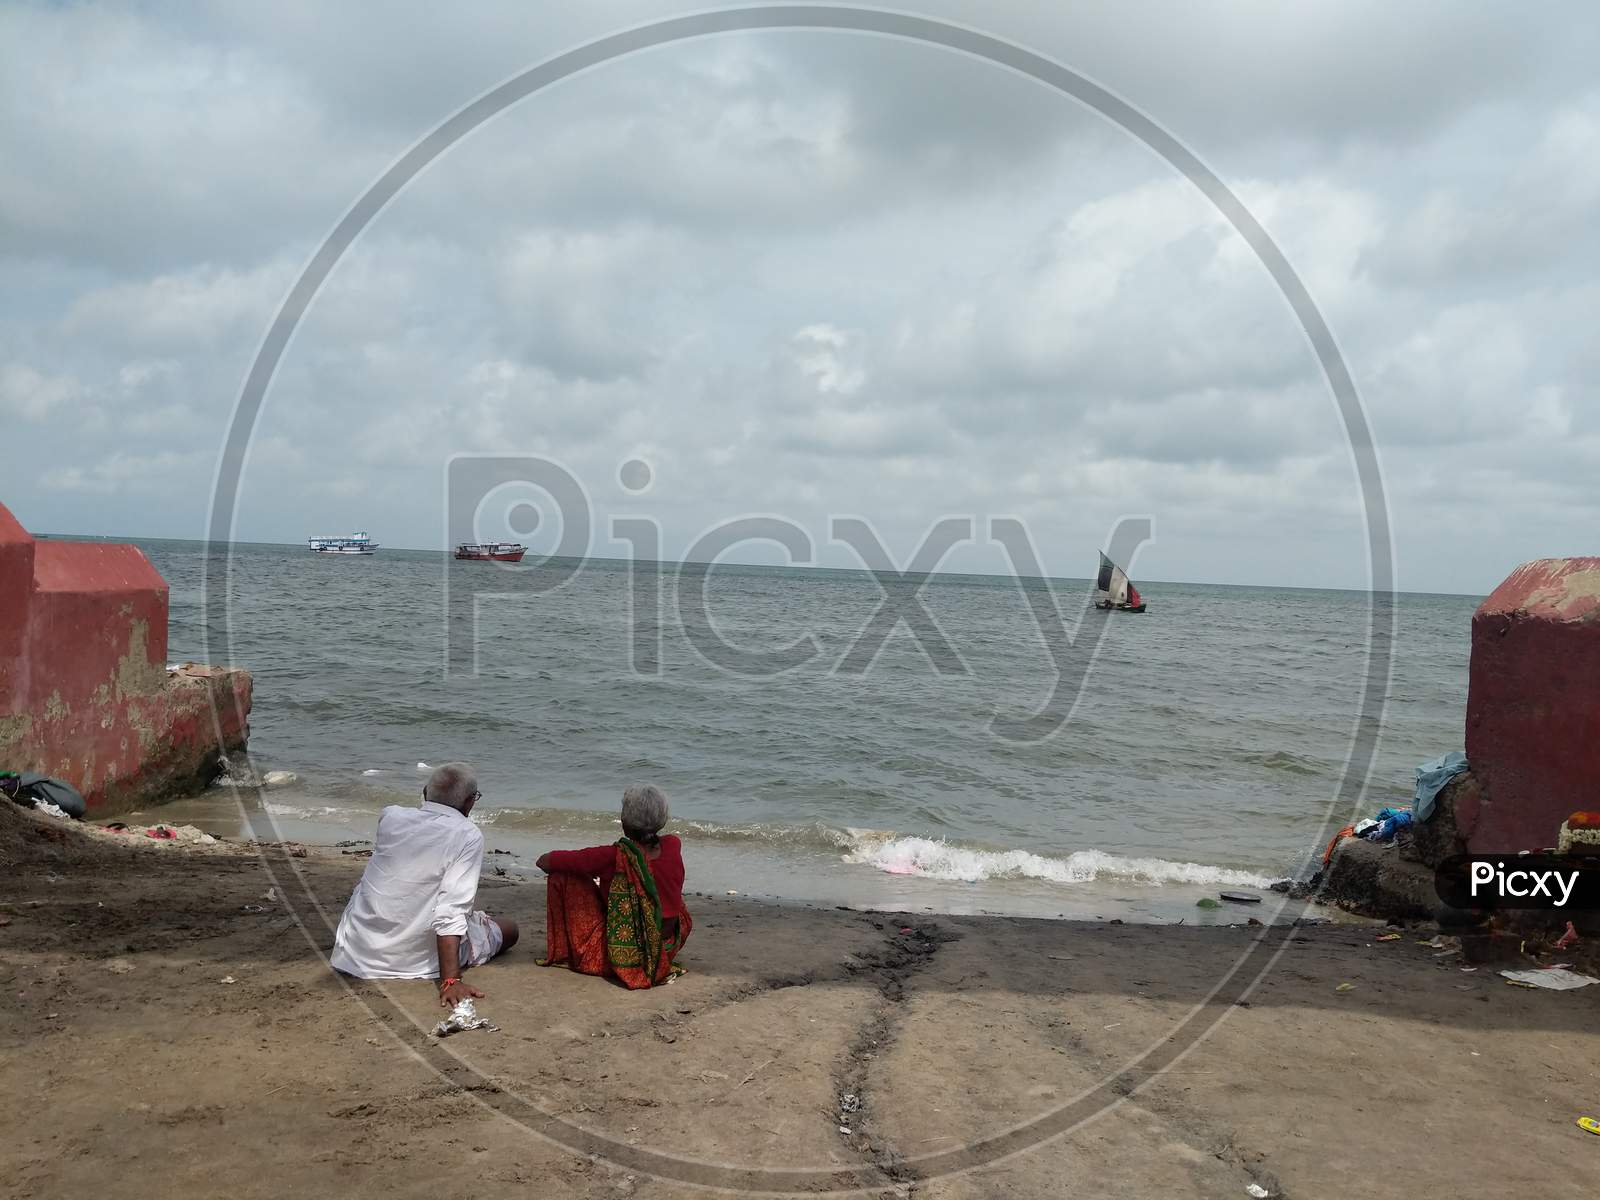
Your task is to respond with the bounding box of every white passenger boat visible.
[307,531,379,555]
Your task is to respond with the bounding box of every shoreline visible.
[120,784,1323,928]
[6,811,1598,1198]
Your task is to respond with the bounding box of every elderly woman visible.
[535,784,691,989]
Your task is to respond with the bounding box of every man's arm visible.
[433,834,485,1006]
[436,934,481,1007]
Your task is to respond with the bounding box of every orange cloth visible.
[1323,824,1356,866]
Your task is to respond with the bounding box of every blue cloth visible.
[1413,751,1468,822]
[1362,807,1414,841]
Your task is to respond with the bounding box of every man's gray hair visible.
[620,783,669,841]
[425,762,478,810]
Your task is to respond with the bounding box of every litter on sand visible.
[434,997,498,1038]
[1195,898,1221,909]
[1375,933,1402,942]
[1219,891,1261,904]
[1499,968,1599,991]
[219,975,236,985]
[1335,982,1357,993]
[1577,1116,1600,1136]
[1246,1185,1271,1199]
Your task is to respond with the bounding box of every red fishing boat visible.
[453,541,527,562]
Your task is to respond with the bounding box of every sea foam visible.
[843,834,1272,888]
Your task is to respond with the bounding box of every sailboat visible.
[1095,552,1147,613]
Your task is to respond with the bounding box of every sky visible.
[2,1,1597,595]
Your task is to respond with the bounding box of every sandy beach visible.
[4,808,1597,1200]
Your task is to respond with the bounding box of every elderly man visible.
[331,763,518,1006]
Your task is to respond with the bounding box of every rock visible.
[1318,837,1478,925]
[1401,772,1475,868]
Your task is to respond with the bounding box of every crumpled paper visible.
[434,997,499,1037]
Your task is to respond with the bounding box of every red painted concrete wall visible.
[0,505,34,715]
[1459,557,1600,853]
[0,502,251,815]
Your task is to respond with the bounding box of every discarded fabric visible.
[3,771,87,818]
[1413,751,1468,822]
[1361,808,1414,842]
[1498,967,1598,991]
[1322,824,1356,865]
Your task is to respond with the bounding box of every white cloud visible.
[55,448,212,494]
[64,261,294,350]
[0,364,84,421]
[789,324,866,397]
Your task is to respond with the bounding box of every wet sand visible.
[3,813,1597,1199]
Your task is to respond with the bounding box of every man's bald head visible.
[424,763,479,811]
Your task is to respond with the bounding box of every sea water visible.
[124,539,1476,922]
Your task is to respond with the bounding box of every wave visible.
[262,800,362,821]
[842,834,1274,888]
[249,790,858,850]
[251,793,1272,889]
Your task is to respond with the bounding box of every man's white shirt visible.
[331,801,485,979]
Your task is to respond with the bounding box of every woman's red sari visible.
[541,838,691,989]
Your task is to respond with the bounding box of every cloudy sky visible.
[3,2,1596,595]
